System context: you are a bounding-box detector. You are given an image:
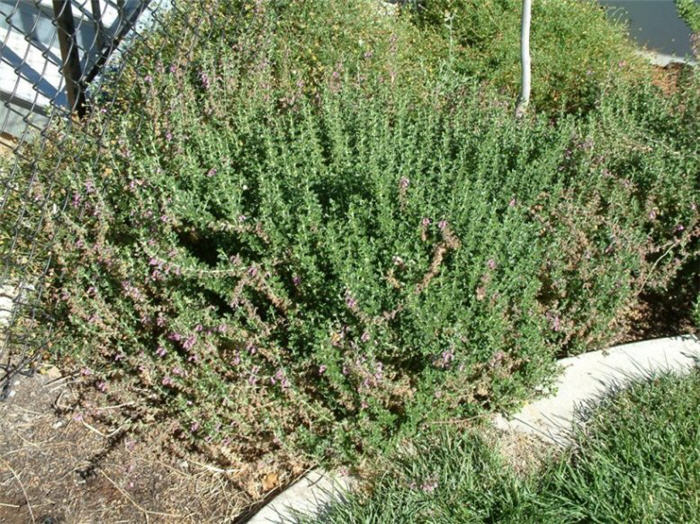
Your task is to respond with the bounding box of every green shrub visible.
[3,0,697,474]
[410,0,647,113]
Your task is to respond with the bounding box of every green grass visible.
[311,369,700,523]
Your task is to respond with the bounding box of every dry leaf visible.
[262,472,279,491]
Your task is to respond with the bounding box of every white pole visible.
[515,0,531,118]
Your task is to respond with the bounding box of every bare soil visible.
[0,368,250,523]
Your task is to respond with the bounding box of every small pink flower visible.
[509,197,517,207]
[399,177,410,189]
[318,365,327,375]
[438,220,448,230]
[487,258,497,270]
[422,217,431,226]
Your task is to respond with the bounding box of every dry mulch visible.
[0,368,247,523]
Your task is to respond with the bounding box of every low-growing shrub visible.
[410,0,647,113]
[2,0,697,482]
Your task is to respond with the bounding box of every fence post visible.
[52,0,86,117]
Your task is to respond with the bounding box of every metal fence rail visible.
[0,0,195,398]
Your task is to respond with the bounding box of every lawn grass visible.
[311,369,700,523]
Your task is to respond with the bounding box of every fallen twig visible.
[0,457,35,523]
[98,468,182,522]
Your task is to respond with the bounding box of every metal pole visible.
[91,0,106,57]
[53,0,86,117]
[515,0,531,119]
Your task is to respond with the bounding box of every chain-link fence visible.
[0,0,213,398]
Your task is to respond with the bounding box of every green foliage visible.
[675,0,700,33]
[309,370,700,523]
[3,0,697,473]
[411,0,646,113]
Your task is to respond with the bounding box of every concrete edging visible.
[493,335,700,445]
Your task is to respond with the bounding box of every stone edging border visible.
[247,335,700,523]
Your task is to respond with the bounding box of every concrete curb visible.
[636,50,698,67]
[493,335,700,446]
[247,468,355,523]
[248,335,699,522]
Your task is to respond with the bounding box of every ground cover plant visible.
[306,369,700,523]
[1,0,698,500]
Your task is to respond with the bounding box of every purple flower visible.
[200,71,210,89]
[345,294,357,310]
[169,64,177,73]
[248,266,258,277]
[438,220,448,230]
[487,259,497,270]
[172,366,184,376]
[421,478,439,493]
[292,275,301,287]
[422,217,431,227]
[71,192,82,208]
[182,335,197,351]
[550,314,561,332]
[318,365,327,375]
[162,376,174,386]
[156,346,167,357]
[238,215,247,222]
[675,224,685,232]
[96,382,108,393]
[165,132,173,142]
[144,74,153,84]
[207,168,217,177]
[442,350,454,365]
[399,177,410,189]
